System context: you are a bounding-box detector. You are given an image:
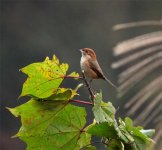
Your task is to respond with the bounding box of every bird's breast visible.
[80,56,88,71]
[80,56,98,79]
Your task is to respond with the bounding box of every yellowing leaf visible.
[20,55,77,99]
[47,88,77,101]
[68,72,80,79]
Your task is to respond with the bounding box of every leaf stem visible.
[70,99,93,105]
[63,75,83,79]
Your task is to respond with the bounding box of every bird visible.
[80,48,117,89]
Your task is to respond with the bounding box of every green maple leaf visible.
[118,117,155,150]
[86,122,117,139]
[20,55,79,99]
[92,92,116,123]
[8,99,89,150]
[124,117,155,142]
[124,117,155,149]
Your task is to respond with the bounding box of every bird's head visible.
[80,48,96,59]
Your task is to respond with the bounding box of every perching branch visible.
[81,71,95,103]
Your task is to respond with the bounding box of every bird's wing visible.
[89,60,105,79]
[89,60,117,88]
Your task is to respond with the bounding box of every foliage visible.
[8,55,155,150]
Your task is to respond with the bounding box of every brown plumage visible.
[80,48,117,88]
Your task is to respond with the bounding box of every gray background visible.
[1,0,162,149]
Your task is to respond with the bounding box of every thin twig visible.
[69,99,93,105]
[81,71,95,104]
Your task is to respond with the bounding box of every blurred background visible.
[1,0,162,149]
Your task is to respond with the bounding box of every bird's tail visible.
[103,76,117,89]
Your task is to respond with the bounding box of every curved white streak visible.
[142,103,162,127]
[113,31,162,56]
[153,122,162,143]
[125,75,162,108]
[118,59,162,97]
[126,84,162,116]
[111,45,162,69]
[118,51,162,83]
[113,20,162,31]
[134,93,162,124]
